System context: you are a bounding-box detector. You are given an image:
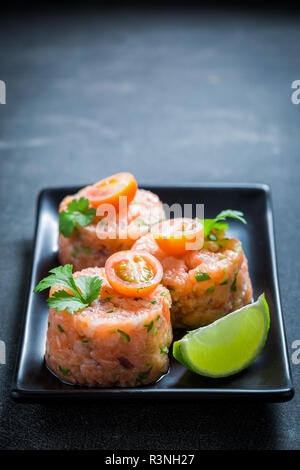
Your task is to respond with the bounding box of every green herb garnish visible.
[195,271,211,282]
[206,284,215,293]
[231,272,238,292]
[57,324,65,333]
[134,217,148,226]
[150,300,158,305]
[138,370,151,381]
[160,346,169,354]
[117,329,130,343]
[207,233,217,241]
[34,264,102,313]
[144,321,153,332]
[82,246,92,255]
[59,197,96,237]
[59,365,69,376]
[200,210,247,239]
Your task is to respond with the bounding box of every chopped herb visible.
[48,322,50,328]
[134,217,148,226]
[117,329,130,343]
[82,339,89,344]
[34,264,102,314]
[234,244,243,253]
[59,365,69,376]
[160,346,169,354]
[144,321,153,332]
[138,369,151,381]
[107,309,114,313]
[231,272,238,292]
[153,327,158,335]
[195,270,211,282]
[59,197,96,237]
[206,284,215,293]
[160,292,169,296]
[82,246,92,255]
[155,314,160,321]
[57,324,65,333]
[207,233,217,241]
[150,300,158,305]
[220,278,228,285]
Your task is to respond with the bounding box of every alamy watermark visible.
[94,199,205,250]
[0,340,5,364]
[0,80,6,104]
[291,340,300,365]
[291,80,300,104]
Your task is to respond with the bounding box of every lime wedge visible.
[173,294,270,378]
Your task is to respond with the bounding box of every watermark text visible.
[291,80,300,104]
[0,80,6,104]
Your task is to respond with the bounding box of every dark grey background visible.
[0,7,299,450]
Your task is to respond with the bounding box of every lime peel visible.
[173,294,270,378]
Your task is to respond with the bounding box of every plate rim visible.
[11,183,294,401]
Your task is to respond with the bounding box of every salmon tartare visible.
[35,252,172,387]
[132,215,252,329]
[58,173,165,271]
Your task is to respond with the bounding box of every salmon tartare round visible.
[45,266,172,387]
[132,230,252,329]
[58,174,165,271]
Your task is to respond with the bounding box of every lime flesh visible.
[173,294,270,378]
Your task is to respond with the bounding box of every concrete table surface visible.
[0,7,299,450]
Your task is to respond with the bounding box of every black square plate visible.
[12,184,294,401]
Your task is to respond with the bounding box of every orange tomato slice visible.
[84,172,138,210]
[105,250,163,297]
[151,218,204,255]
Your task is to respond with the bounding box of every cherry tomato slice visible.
[105,250,163,297]
[84,172,138,210]
[151,218,204,255]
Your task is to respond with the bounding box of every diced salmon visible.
[58,189,165,271]
[45,267,172,386]
[132,234,252,329]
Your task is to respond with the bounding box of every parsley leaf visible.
[215,210,247,225]
[59,197,96,237]
[34,264,102,313]
[200,210,247,238]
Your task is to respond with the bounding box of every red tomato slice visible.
[84,172,138,210]
[105,250,163,297]
[151,218,204,255]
